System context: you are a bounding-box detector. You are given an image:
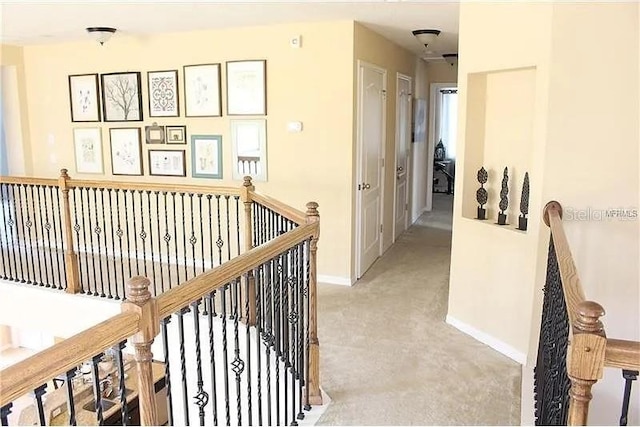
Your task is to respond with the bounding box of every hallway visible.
[316,194,521,425]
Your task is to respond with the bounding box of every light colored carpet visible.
[316,194,521,425]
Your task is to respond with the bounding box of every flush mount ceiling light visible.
[86,27,116,45]
[443,53,458,66]
[412,29,441,48]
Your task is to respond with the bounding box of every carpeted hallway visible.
[315,194,521,425]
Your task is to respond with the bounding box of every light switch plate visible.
[290,35,302,48]
[287,121,303,133]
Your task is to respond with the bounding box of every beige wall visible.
[16,21,355,280]
[0,324,11,350]
[450,2,639,425]
[352,22,416,271]
[0,44,32,174]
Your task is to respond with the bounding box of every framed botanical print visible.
[149,150,186,177]
[226,60,266,115]
[109,128,143,175]
[183,64,221,117]
[68,74,101,122]
[147,70,179,117]
[191,135,222,179]
[73,128,103,174]
[166,126,187,144]
[101,72,143,122]
[230,119,267,181]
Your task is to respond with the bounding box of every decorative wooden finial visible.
[543,201,563,227]
[306,202,319,218]
[60,169,70,179]
[574,300,605,334]
[126,276,152,305]
[243,176,253,188]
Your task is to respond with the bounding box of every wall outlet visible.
[290,35,302,48]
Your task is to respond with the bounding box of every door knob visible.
[363,183,371,190]
[397,166,404,172]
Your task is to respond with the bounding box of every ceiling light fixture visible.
[412,29,441,48]
[86,27,116,46]
[442,53,458,66]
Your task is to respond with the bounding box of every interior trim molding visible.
[446,315,527,365]
[317,275,353,286]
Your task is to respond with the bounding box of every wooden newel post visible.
[58,169,80,294]
[122,276,160,426]
[305,201,323,405]
[240,176,257,326]
[567,301,607,426]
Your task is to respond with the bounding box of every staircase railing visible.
[0,183,323,425]
[535,201,640,426]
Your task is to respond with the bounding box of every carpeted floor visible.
[315,194,521,425]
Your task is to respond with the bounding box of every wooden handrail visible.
[0,176,58,186]
[543,201,586,328]
[67,179,240,197]
[157,222,317,319]
[251,192,307,225]
[605,338,640,371]
[0,312,140,406]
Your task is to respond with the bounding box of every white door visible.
[394,74,412,240]
[356,61,386,278]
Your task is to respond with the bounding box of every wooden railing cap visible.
[60,168,70,178]
[543,200,563,227]
[126,276,152,305]
[243,176,253,188]
[575,300,606,334]
[306,201,319,217]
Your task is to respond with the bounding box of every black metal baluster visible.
[41,186,54,288]
[86,188,99,296]
[33,383,47,426]
[99,188,110,298]
[115,190,125,300]
[0,185,12,280]
[180,193,188,283]
[191,300,209,426]
[275,255,282,425]
[53,186,67,289]
[221,283,231,426]
[177,307,191,426]
[131,190,140,276]
[154,191,162,294]
[216,196,224,267]
[1,402,13,426]
[189,194,197,281]
[79,188,93,294]
[620,369,638,426]
[11,185,26,283]
[289,246,299,426]
[282,250,290,426]
[161,316,175,426]
[6,185,20,282]
[114,341,128,426]
[172,192,180,286]
[107,189,118,299]
[138,190,148,279]
[160,192,169,294]
[199,195,205,274]
[65,367,78,425]
[29,184,45,286]
[231,279,244,425]
[71,189,84,292]
[91,353,104,425]
[122,190,133,290]
[255,265,263,425]
[265,260,273,425]
[93,188,106,297]
[296,242,305,421]
[245,273,253,426]
[147,190,158,296]
[304,239,311,411]
[206,291,219,426]
[225,196,232,263]
[20,184,35,284]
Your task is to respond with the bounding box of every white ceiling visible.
[0,1,459,56]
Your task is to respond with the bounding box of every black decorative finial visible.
[476,167,488,220]
[518,172,530,231]
[498,167,509,225]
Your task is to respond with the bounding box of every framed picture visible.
[183,64,221,117]
[73,128,103,174]
[230,119,267,181]
[166,125,187,144]
[413,98,427,143]
[109,128,143,175]
[147,70,179,117]
[226,60,266,115]
[68,74,101,122]
[101,72,143,122]
[145,122,165,144]
[191,135,222,179]
[149,150,186,177]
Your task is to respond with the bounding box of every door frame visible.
[355,60,387,278]
[426,82,457,212]
[392,72,412,243]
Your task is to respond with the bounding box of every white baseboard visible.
[317,275,353,286]
[446,315,527,365]
[0,344,11,353]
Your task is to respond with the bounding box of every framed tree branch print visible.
[101,72,143,122]
[183,64,221,117]
[147,69,179,117]
[226,60,266,115]
[68,73,101,122]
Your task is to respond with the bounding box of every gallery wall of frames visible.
[69,60,268,181]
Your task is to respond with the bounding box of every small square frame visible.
[166,126,187,145]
